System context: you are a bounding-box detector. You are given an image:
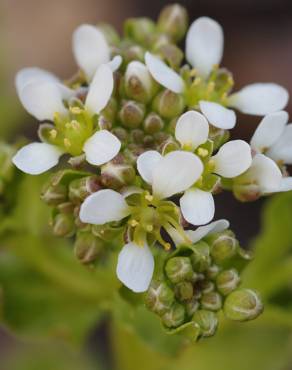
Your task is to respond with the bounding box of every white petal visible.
[137,150,162,184]
[199,101,236,129]
[278,177,292,192]
[79,189,130,225]
[164,224,187,246]
[83,130,121,166]
[186,17,224,77]
[186,219,230,244]
[180,189,215,226]
[229,83,289,116]
[175,111,209,150]
[19,81,67,121]
[152,151,203,199]
[212,140,252,178]
[12,143,62,175]
[266,124,292,164]
[121,186,143,198]
[116,242,154,293]
[72,24,110,80]
[108,55,123,72]
[250,111,289,152]
[85,64,114,115]
[145,52,184,94]
[15,67,59,95]
[245,154,282,193]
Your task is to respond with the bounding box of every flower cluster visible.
[11,4,292,339]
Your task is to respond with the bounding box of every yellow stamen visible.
[64,138,71,148]
[70,106,82,115]
[129,219,139,227]
[145,194,154,202]
[49,129,57,139]
[197,148,209,157]
[146,225,153,232]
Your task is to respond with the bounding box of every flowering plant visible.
[2,4,292,362]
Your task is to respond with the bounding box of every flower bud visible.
[143,112,164,134]
[216,269,240,296]
[192,310,218,338]
[112,127,128,142]
[74,232,103,264]
[101,97,117,122]
[224,289,263,321]
[207,231,238,264]
[124,17,156,46]
[145,280,175,315]
[161,138,180,155]
[101,157,136,189]
[162,302,185,328]
[233,182,261,202]
[191,241,211,273]
[185,298,199,316]
[119,100,145,128]
[206,264,221,280]
[123,45,144,63]
[153,90,185,119]
[41,182,67,206]
[175,281,194,302]
[209,127,230,151]
[200,280,215,294]
[155,44,184,69]
[69,176,101,203]
[157,4,188,42]
[97,23,120,45]
[52,213,75,238]
[201,292,222,311]
[165,256,194,284]
[125,61,157,103]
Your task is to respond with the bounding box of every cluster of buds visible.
[10,4,291,339]
[145,221,263,341]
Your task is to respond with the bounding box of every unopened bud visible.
[155,44,184,69]
[145,280,175,315]
[175,281,194,302]
[192,310,218,338]
[69,176,101,203]
[153,90,185,119]
[112,127,128,142]
[130,129,144,144]
[119,100,145,128]
[97,23,120,45]
[157,4,188,42]
[91,223,123,242]
[41,182,67,206]
[52,213,75,238]
[206,264,221,280]
[125,61,157,103]
[216,269,240,296]
[224,289,263,321]
[143,112,164,134]
[74,232,103,264]
[124,17,156,46]
[191,241,211,273]
[233,182,261,202]
[209,127,230,151]
[123,45,144,63]
[185,298,199,316]
[101,97,117,122]
[208,231,238,264]
[162,302,185,328]
[101,158,135,189]
[201,292,222,311]
[161,138,180,155]
[165,256,194,284]
[200,280,215,294]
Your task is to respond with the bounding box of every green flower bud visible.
[206,264,221,280]
[125,61,158,103]
[201,292,222,311]
[165,256,194,284]
[101,157,135,189]
[74,232,103,264]
[143,135,155,147]
[155,44,184,69]
[123,45,144,63]
[91,223,123,242]
[208,231,238,264]
[191,241,211,273]
[157,4,188,42]
[57,201,75,214]
[119,100,145,128]
[124,17,156,46]
[233,182,261,203]
[112,127,128,142]
[175,281,194,302]
[153,90,185,119]
[101,97,117,122]
[192,310,218,338]
[185,298,199,316]
[162,302,185,328]
[143,112,164,134]
[52,213,75,238]
[41,182,67,206]
[145,280,175,315]
[224,289,263,322]
[216,269,240,296]
[161,138,180,155]
[69,176,101,203]
[130,129,144,144]
[200,280,215,294]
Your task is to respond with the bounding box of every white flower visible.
[186,219,230,244]
[72,24,122,80]
[79,150,204,292]
[173,111,252,225]
[145,17,288,116]
[249,111,292,192]
[13,64,121,175]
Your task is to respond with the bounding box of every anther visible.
[197,148,209,157]
[64,138,72,148]
[49,129,57,139]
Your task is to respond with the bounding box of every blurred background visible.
[0,0,292,369]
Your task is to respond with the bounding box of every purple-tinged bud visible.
[153,90,185,119]
[74,232,103,264]
[52,213,76,238]
[143,112,164,134]
[192,310,218,338]
[69,176,101,204]
[123,45,144,63]
[224,289,263,321]
[41,182,67,206]
[119,100,145,128]
[145,280,175,315]
[112,127,128,142]
[155,44,184,69]
[157,4,188,42]
[101,157,135,189]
